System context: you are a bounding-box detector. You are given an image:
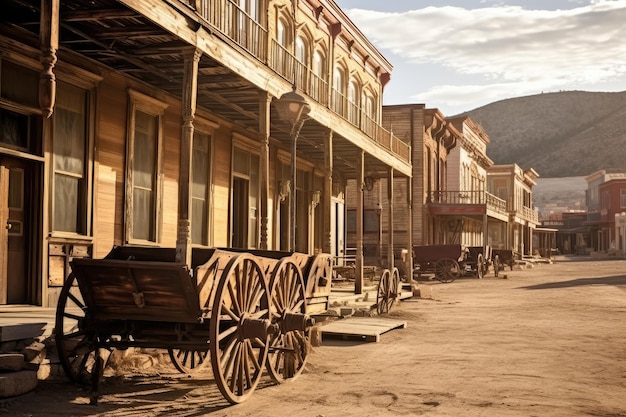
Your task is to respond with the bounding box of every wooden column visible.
[387,168,394,273]
[175,48,201,267]
[323,129,333,254]
[39,0,59,118]
[259,92,271,250]
[355,151,364,295]
[407,176,413,281]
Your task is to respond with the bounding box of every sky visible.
[334,0,626,115]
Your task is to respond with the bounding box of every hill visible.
[460,91,626,177]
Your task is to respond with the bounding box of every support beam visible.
[387,168,394,273]
[323,129,333,254]
[175,48,201,267]
[355,150,364,295]
[259,92,271,250]
[39,0,59,118]
[407,176,413,281]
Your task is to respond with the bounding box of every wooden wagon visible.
[466,246,493,279]
[490,249,516,276]
[412,244,469,283]
[55,246,332,405]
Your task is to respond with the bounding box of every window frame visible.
[124,89,168,245]
[49,82,95,237]
[230,136,261,249]
[191,121,216,247]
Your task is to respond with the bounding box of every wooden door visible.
[0,157,28,304]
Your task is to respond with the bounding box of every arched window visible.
[277,18,288,47]
[295,36,307,64]
[295,36,309,90]
[312,49,326,103]
[347,80,359,125]
[332,67,345,116]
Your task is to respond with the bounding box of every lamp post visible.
[274,87,310,252]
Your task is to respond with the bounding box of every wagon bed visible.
[412,244,468,283]
[56,246,330,405]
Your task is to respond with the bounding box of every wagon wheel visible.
[493,255,500,278]
[209,253,272,404]
[168,348,209,374]
[55,273,111,385]
[434,258,460,283]
[376,269,392,314]
[267,259,311,383]
[475,253,485,279]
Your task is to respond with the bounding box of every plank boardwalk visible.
[320,317,407,343]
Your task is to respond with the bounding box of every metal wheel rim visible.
[435,258,460,283]
[494,255,500,277]
[55,273,110,384]
[209,254,270,404]
[476,253,484,279]
[168,348,209,374]
[267,259,309,383]
[376,269,392,314]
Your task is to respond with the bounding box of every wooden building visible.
[487,164,540,257]
[0,0,411,306]
[442,116,508,249]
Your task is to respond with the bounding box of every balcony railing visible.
[522,206,539,223]
[429,190,508,216]
[190,1,411,164]
[197,0,268,60]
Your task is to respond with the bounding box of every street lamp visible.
[274,87,310,252]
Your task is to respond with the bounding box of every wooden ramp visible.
[321,317,407,343]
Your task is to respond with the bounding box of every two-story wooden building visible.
[0,0,412,306]
[487,164,540,257]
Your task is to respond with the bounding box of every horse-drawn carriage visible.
[55,246,332,405]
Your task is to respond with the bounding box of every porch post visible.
[323,129,333,254]
[259,92,271,250]
[407,176,413,281]
[39,0,59,118]
[175,48,201,267]
[355,150,364,295]
[387,167,394,272]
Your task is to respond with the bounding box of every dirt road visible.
[5,256,626,416]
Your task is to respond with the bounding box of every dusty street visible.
[5,256,626,417]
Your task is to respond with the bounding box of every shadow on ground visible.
[519,274,626,290]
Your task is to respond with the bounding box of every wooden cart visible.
[412,244,469,283]
[466,246,493,279]
[55,246,330,405]
[491,249,516,276]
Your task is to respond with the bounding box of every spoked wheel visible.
[267,259,311,383]
[55,273,110,385]
[493,255,500,278]
[377,268,400,314]
[434,258,461,283]
[168,348,209,374]
[209,253,272,404]
[476,253,485,279]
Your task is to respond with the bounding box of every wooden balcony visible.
[427,191,509,221]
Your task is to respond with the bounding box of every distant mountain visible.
[459,91,626,177]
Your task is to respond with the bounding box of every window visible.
[125,90,166,244]
[231,146,259,249]
[621,189,626,208]
[295,36,309,91]
[346,209,380,234]
[311,50,326,102]
[192,131,211,245]
[347,80,359,125]
[52,82,89,234]
[332,67,345,115]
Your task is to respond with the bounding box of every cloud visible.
[344,1,626,111]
